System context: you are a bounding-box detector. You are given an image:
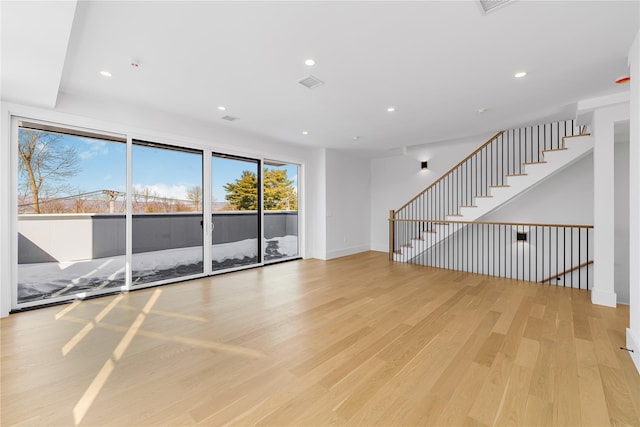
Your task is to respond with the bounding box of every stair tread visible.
[460,205,478,208]
[524,161,547,165]
[506,173,528,177]
[542,148,568,153]
[475,195,494,198]
[563,133,591,139]
[489,185,510,188]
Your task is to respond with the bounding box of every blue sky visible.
[21,132,297,203]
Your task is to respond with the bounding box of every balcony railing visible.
[17,211,299,304]
[391,219,593,289]
[18,211,298,263]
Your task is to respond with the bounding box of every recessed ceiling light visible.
[353,136,361,141]
[302,131,309,135]
[100,70,112,77]
[387,107,396,112]
[514,71,527,78]
[478,108,487,114]
[218,106,227,111]
[304,59,316,66]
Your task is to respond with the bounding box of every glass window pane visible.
[132,141,203,285]
[17,126,126,304]
[264,161,299,262]
[211,154,260,271]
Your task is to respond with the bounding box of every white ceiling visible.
[2,1,639,156]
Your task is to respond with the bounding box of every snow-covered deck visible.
[18,236,298,303]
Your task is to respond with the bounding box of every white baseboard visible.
[591,289,617,307]
[326,244,370,260]
[626,328,640,375]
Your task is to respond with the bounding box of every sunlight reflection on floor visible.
[53,288,267,425]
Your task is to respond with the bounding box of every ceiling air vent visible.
[478,0,513,14]
[298,75,324,89]
[221,115,238,122]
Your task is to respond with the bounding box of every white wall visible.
[325,149,371,259]
[308,148,327,260]
[483,153,594,225]
[54,92,312,164]
[627,30,640,374]
[591,103,630,307]
[369,133,493,252]
[1,106,12,317]
[614,139,630,304]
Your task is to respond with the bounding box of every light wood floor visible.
[2,251,639,426]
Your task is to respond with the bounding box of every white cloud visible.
[78,140,109,160]
[133,183,189,200]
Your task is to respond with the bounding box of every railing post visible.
[389,210,395,261]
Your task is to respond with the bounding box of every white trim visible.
[212,262,264,276]
[591,289,617,308]
[577,91,631,112]
[129,272,208,292]
[627,30,640,375]
[299,163,307,259]
[11,286,127,312]
[260,158,265,264]
[203,148,213,276]
[326,244,370,260]
[626,328,640,373]
[125,136,133,292]
[1,109,15,317]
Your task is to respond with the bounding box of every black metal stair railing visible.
[399,220,594,290]
[390,119,582,258]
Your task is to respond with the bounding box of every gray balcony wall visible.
[19,211,298,264]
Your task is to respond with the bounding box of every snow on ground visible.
[18,236,298,303]
[271,235,298,257]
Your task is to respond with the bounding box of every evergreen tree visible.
[224,170,259,210]
[223,168,297,210]
[264,169,297,210]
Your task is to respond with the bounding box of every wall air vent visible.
[478,0,513,14]
[298,75,324,89]
[221,115,238,122]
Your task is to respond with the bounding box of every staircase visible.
[391,120,592,262]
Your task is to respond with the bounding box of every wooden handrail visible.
[394,131,505,215]
[541,260,593,283]
[388,218,594,229]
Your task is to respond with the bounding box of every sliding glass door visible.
[211,154,261,271]
[16,121,126,305]
[131,141,204,285]
[14,117,302,310]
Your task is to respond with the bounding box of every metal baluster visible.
[587,228,589,289]
[579,227,581,289]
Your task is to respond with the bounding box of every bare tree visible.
[18,129,80,213]
[187,186,202,211]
